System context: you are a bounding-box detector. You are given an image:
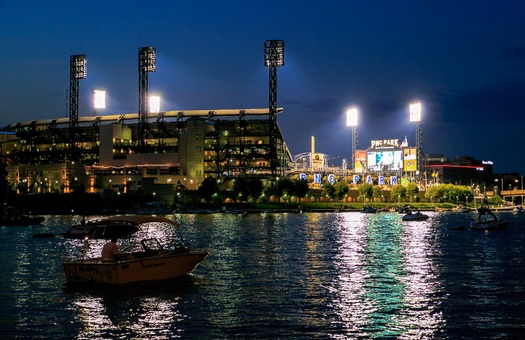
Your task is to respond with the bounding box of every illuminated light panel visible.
[346,107,358,127]
[264,40,284,67]
[149,95,160,113]
[409,102,422,122]
[93,90,106,109]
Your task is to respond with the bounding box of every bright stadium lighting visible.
[346,107,358,127]
[409,102,422,122]
[93,90,106,110]
[149,95,160,113]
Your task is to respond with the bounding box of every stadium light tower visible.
[92,89,106,115]
[264,40,284,178]
[409,102,423,175]
[69,54,87,164]
[138,46,156,150]
[346,107,359,170]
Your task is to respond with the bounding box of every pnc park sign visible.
[299,173,398,186]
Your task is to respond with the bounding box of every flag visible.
[400,136,408,148]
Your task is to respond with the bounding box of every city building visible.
[0,109,292,203]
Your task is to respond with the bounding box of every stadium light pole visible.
[409,102,423,179]
[346,107,358,171]
[138,46,156,151]
[264,40,284,178]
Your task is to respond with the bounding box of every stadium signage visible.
[370,139,399,148]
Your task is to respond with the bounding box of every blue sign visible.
[366,175,373,184]
[391,176,397,185]
[314,173,322,184]
[378,175,385,185]
[299,173,307,181]
[353,175,360,184]
[328,174,335,184]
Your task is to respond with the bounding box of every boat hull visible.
[63,251,207,284]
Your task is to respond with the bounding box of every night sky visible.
[2,1,525,175]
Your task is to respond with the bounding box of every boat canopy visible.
[97,216,180,227]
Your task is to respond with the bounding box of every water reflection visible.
[328,212,444,338]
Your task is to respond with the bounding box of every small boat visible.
[62,216,170,239]
[1,207,45,226]
[62,217,208,285]
[63,238,208,285]
[513,206,524,214]
[361,206,378,213]
[469,207,508,230]
[402,211,429,221]
[452,205,470,213]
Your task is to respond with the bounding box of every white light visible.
[93,90,106,109]
[346,107,358,127]
[149,95,160,113]
[409,102,422,122]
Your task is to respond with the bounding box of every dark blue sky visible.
[2,1,525,175]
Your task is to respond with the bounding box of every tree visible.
[276,177,295,202]
[247,179,264,201]
[333,181,349,201]
[322,182,336,200]
[406,182,419,202]
[295,179,309,200]
[197,177,219,202]
[233,177,250,201]
[358,183,373,203]
[391,184,406,203]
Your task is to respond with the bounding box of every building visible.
[0,108,292,203]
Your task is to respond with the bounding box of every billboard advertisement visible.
[403,148,417,172]
[311,153,324,172]
[354,150,367,172]
[367,149,403,171]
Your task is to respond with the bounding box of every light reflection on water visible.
[1,211,525,338]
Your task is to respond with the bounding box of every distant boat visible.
[469,207,508,230]
[513,206,524,214]
[61,215,171,239]
[402,211,429,221]
[361,206,378,213]
[1,207,45,226]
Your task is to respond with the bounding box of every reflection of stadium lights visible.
[93,90,106,109]
[346,107,358,127]
[409,102,422,122]
[149,95,160,113]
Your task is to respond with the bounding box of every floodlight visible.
[264,40,284,67]
[149,95,160,113]
[409,102,422,122]
[139,46,156,72]
[346,107,358,127]
[71,54,87,79]
[93,90,106,109]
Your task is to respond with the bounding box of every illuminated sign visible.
[366,175,372,184]
[353,175,360,184]
[391,176,397,185]
[371,139,399,148]
[367,150,403,171]
[482,161,493,165]
[299,173,307,181]
[378,175,385,185]
[327,174,335,184]
[314,173,322,184]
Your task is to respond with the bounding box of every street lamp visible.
[346,107,358,171]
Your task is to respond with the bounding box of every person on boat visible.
[101,237,119,259]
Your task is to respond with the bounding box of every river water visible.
[1,211,524,339]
